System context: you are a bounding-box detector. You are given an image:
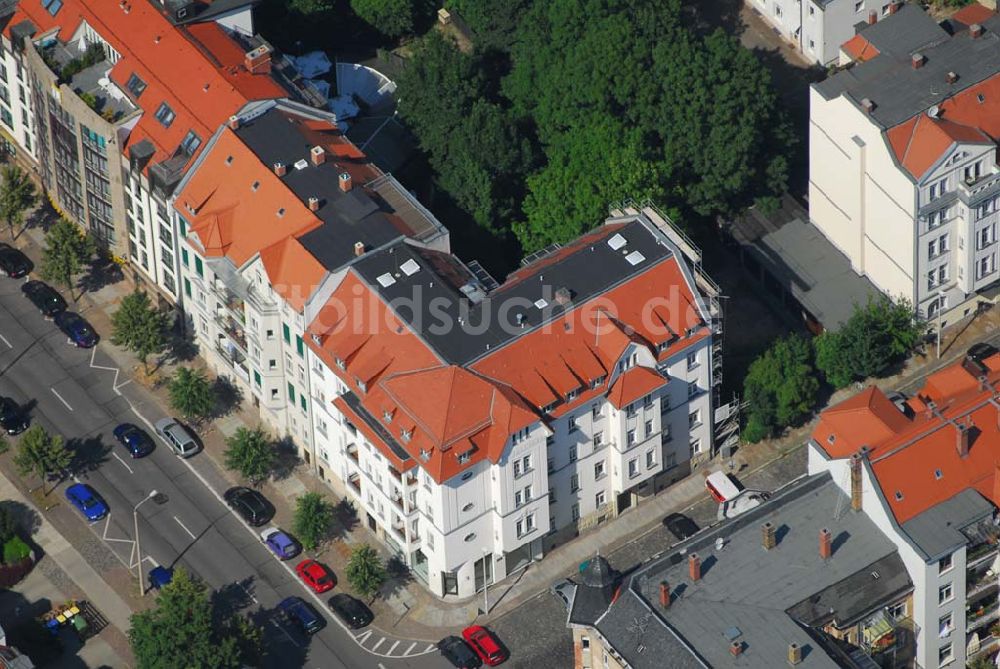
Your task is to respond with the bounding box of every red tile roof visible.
[841,34,880,63]
[887,112,992,179]
[607,366,668,410]
[813,353,1000,523]
[952,3,995,27]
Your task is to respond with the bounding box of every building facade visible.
[810,3,1000,325]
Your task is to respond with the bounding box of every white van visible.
[704,471,741,503]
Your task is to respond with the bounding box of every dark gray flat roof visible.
[595,474,903,669]
[898,488,993,560]
[815,6,1000,128]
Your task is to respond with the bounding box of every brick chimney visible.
[310,145,326,166]
[339,172,352,193]
[244,45,272,74]
[273,162,286,177]
[971,23,984,39]
[946,71,959,84]
[956,421,972,458]
[888,1,899,14]
[861,98,876,114]
[353,241,365,257]
[819,527,832,560]
[912,53,925,69]
[730,641,743,656]
[688,553,701,582]
[308,197,320,212]
[850,451,864,511]
[788,643,803,665]
[868,10,877,25]
[228,115,240,130]
[659,581,671,608]
[762,522,776,550]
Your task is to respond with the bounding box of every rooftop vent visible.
[354,241,365,257]
[730,641,743,657]
[277,207,285,217]
[788,643,802,666]
[534,298,549,309]
[225,155,234,166]
[400,258,420,276]
[819,528,832,560]
[339,172,352,193]
[310,145,325,166]
[273,162,286,176]
[294,159,309,171]
[376,273,396,288]
[946,71,958,85]
[308,197,320,212]
[228,115,240,130]
[912,53,925,70]
[554,287,572,305]
[608,233,627,251]
[971,23,984,39]
[625,250,646,266]
[762,522,776,550]
[861,98,876,114]
[867,9,877,25]
[251,180,260,192]
[927,105,940,119]
[935,469,943,479]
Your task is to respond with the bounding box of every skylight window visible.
[126,72,146,98]
[608,233,626,250]
[294,158,309,170]
[154,102,175,128]
[376,273,397,288]
[400,258,420,276]
[625,250,646,266]
[534,298,548,309]
[894,491,903,501]
[41,0,62,16]
[934,469,943,480]
[179,130,201,156]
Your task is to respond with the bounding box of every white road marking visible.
[372,637,385,652]
[173,515,196,540]
[387,640,399,655]
[424,644,436,653]
[378,664,388,669]
[355,630,372,643]
[112,452,134,474]
[0,333,11,348]
[50,387,73,411]
[404,642,416,655]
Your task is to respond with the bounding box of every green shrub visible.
[3,535,30,564]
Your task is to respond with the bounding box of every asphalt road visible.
[0,277,450,669]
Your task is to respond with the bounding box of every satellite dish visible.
[928,104,940,118]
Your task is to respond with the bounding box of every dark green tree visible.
[0,164,37,240]
[129,568,261,669]
[742,335,820,443]
[168,367,215,423]
[111,290,169,374]
[289,0,334,13]
[444,0,532,50]
[292,492,335,551]
[40,218,95,300]
[350,0,416,38]
[223,427,276,486]
[13,426,72,494]
[346,544,386,600]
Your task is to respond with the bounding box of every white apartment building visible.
[748,0,893,66]
[810,3,1000,325]
[809,352,1000,667]
[304,205,723,598]
[0,35,37,166]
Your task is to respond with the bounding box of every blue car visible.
[113,423,154,458]
[278,596,324,634]
[65,483,108,521]
[54,312,98,348]
[260,527,300,560]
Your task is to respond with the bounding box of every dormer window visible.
[179,130,201,156]
[126,73,146,98]
[382,410,393,424]
[154,102,175,128]
[566,389,579,402]
[420,449,430,461]
[457,449,473,464]
[356,379,367,393]
[335,356,345,370]
[591,376,606,389]
[401,428,412,442]
[542,402,558,414]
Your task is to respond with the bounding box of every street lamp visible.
[134,490,158,597]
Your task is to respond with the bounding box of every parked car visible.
[438,636,480,669]
[662,513,700,541]
[718,490,771,520]
[0,244,31,278]
[968,342,998,363]
[295,558,336,594]
[704,471,742,504]
[328,593,373,629]
[260,527,300,560]
[462,625,507,666]
[224,487,274,527]
[278,596,324,635]
[65,483,108,521]
[550,579,576,611]
[113,423,154,458]
[0,396,28,435]
[154,418,199,458]
[22,280,66,317]
[54,312,98,348]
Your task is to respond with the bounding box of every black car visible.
[0,244,31,278]
[328,593,373,629]
[21,280,66,317]
[0,396,27,435]
[968,342,999,363]
[662,513,700,541]
[438,636,480,669]
[223,487,274,527]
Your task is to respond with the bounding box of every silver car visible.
[154,418,199,458]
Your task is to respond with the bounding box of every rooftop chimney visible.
[850,451,864,511]
[762,522,776,550]
[273,162,286,177]
[946,71,959,84]
[688,553,702,582]
[971,23,984,39]
[244,45,272,74]
[912,53,925,69]
[888,1,899,14]
[957,421,972,458]
[788,643,803,666]
[730,641,743,657]
[310,146,325,166]
[861,98,876,114]
[228,115,240,130]
[308,197,320,212]
[819,527,832,560]
[868,10,877,25]
[353,241,365,257]
[339,172,352,193]
[659,581,671,608]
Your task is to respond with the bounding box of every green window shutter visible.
[253,371,261,387]
[282,323,290,344]
[179,218,187,237]
[300,395,307,412]
[296,335,304,357]
[287,383,295,404]
[181,248,188,267]
[183,278,191,297]
[195,256,203,277]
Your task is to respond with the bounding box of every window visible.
[581,636,590,650]
[627,429,636,446]
[287,383,295,405]
[183,278,191,298]
[628,458,639,478]
[126,73,146,98]
[687,351,698,369]
[690,438,702,454]
[938,612,953,638]
[978,254,996,280]
[938,553,953,574]
[662,423,672,443]
[515,486,532,508]
[154,102,175,128]
[646,450,656,468]
[0,108,11,129]
[964,160,983,184]
[514,456,531,478]
[979,223,997,250]
[928,233,949,258]
[938,582,953,605]
[194,256,203,277]
[179,130,201,156]
[938,641,953,666]
[181,248,189,267]
[927,265,948,289]
[516,514,536,538]
[854,0,863,11]
[282,323,291,343]
[689,409,701,428]
[570,475,580,492]
[568,415,579,432]
[300,395,307,412]
[457,449,471,464]
[571,504,580,521]
[253,371,261,387]
[546,435,555,447]
[43,0,62,16]
[808,39,815,51]
[594,461,606,479]
[928,177,947,201]
[595,491,606,508]
[643,394,653,409]
[296,335,305,357]
[644,420,653,436]
[592,404,601,420]
[569,445,577,463]
[927,208,947,230]
[886,602,906,619]
[547,457,554,473]
[688,381,699,398]
[593,431,603,449]
[626,402,638,418]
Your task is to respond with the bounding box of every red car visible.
[462,625,507,666]
[295,559,336,593]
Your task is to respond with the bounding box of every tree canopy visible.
[168,367,215,423]
[129,568,261,669]
[111,290,168,374]
[350,0,417,38]
[40,218,95,299]
[0,164,36,240]
[346,544,386,600]
[223,427,276,485]
[742,335,819,443]
[292,492,335,551]
[14,426,72,494]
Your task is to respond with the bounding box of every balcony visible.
[348,472,361,493]
[967,566,998,601]
[404,471,418,487]
[391,491,404,513]
[389,466,402,483]
[215,313,248,355]
[346,442,359,463]
[215,342,250,384]
[968,542,1000,570]
[968,598,1000,632]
